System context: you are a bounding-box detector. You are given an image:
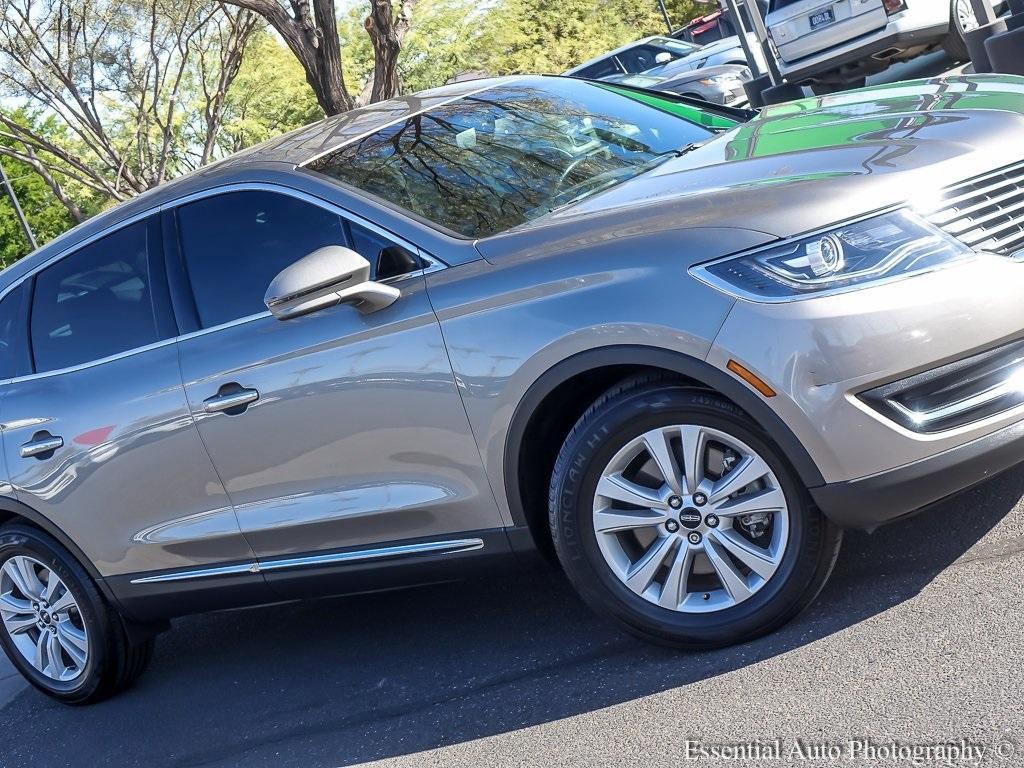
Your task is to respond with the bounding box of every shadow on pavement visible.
[1,469,1022,768]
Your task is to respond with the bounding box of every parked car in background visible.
[766,0,1006,92]
[602,64,752,107]
[565,34,765,80]
[672,1,770,74]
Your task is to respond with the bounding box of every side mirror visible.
[264,245,400,320]
[654,51,672,64]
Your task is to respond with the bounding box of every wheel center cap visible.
[678,508,703,529]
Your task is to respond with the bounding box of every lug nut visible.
[668,496,683,510]
[693,492,708,507]
[665,519,680,533]
[705,514,719,528]
[687,532,702,545]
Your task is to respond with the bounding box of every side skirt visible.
[105,528,524,622]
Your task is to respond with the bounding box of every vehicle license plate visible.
[809,8,836,29]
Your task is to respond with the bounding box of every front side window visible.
[176,191,349,328]
[308,78,714,239]
[30,219,169,373]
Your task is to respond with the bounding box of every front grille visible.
[926,160,1024,258]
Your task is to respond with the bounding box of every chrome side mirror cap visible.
[264,245,400,320]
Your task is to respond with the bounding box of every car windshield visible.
[307,78,714,238]
[648,37,701,57]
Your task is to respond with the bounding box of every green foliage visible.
[0,111,104,265]
[399,0,486,92]
[221,31,323,150]
[664,0,706,29]
[477,0,666,76]
[0,0,716,256]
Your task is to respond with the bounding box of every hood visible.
[478,75,1024,263]
[610,64,749,89]
[647,60,753,83]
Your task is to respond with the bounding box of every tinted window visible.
[176,191,348,328]
[309,79,714,238]
[576,58,623,79]
[0,283,28,379]
[618,41,697,74]
[31,220,168,373]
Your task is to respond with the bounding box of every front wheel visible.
[548,377,841,649]
[0,524,154,704]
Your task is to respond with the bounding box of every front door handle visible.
[20,433,63,459]
[203,386,260,415]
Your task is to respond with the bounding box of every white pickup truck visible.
[765,0,1003,92]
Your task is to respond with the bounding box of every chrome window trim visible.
[128,537,485,584]
[0,181,446,384]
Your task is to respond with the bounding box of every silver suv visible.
[766,0,1003,90]
[2,74,1024,704]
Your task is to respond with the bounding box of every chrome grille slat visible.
[928,160,1024,256]
[937,195,1024,234]
[933,162,1024,208]
[932,172,1024,216]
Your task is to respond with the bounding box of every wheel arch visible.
[0,496,119,605]
[503,345,825,558]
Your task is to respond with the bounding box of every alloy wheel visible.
[592,424,790,613]
[0,555,89,682]
[955,0,979,33]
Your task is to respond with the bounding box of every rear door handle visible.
[203,386,260,414]
[20,434,63,459]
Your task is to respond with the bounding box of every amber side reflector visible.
[727,360,776,398]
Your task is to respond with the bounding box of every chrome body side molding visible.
[129,538,485,585]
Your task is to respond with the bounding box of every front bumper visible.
[705,252,1024,529]
[809,416,1024,528]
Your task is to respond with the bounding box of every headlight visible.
[692,210,976,301]
[699,75,743,87]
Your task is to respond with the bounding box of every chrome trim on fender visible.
[129,562,260,584]
[128,538,485,584]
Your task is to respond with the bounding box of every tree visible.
[0,0,258,219]
[220,30,323,151]
[0,112,99,264]
[479,0,665,76]
[215,0,416,115]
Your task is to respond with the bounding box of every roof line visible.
[298,80,509,169]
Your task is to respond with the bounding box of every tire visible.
[0,524,154,704]
[943,0,972,62]
[548,375,842,649]
[810,77,865,96]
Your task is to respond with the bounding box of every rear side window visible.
[175,191,348,328]
[30,219,171,373]
[0,283,29,379]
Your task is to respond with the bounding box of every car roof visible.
[564,36,700,75]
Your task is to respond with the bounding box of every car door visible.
[0,215,254,582]
[168,186,503,579]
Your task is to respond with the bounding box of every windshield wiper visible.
[661,141,706,158]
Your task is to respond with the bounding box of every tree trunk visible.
[364,0,414,103]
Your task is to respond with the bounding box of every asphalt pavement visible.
[2,52,1020,768]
